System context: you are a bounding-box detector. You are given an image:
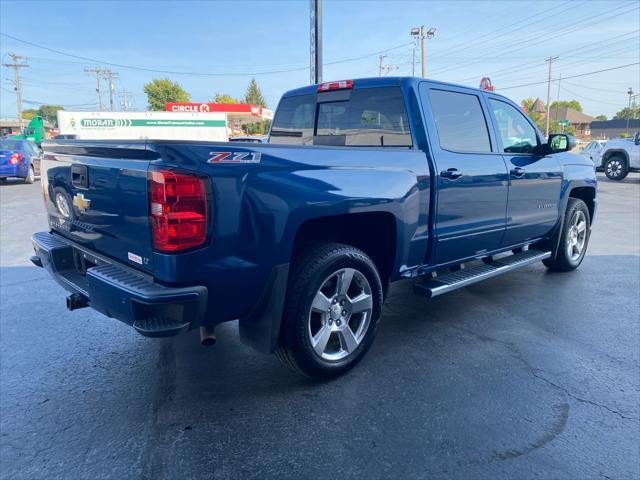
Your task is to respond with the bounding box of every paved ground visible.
[1,173,638,480]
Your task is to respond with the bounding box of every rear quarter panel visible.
[148,141,431,323]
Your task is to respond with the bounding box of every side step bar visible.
[413,249,551,299]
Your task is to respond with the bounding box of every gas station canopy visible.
[165,103,274,124]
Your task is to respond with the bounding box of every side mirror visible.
[634,132,640,145]
[547,134,575,153]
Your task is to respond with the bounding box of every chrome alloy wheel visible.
[566,210,587,262]
[308,268,373,361]
[606,159,623,178]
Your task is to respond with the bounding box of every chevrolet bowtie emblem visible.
[72,193,91,212]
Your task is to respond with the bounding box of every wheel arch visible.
[568,185,596,221]
[291,212,397,295]
[602,149,629,165]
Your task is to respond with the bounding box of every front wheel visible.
[276,243,383,379]
[543,198,590,272]
[604,156,628,181]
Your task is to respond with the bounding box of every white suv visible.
[594,132,640,180]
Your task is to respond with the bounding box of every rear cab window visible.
[270,86,412,147]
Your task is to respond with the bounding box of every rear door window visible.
[428,89,492,153]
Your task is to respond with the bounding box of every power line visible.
[497,63,640,91]
[0,32,414,77]
[429,3,638,78]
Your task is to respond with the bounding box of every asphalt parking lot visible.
[1,173,638,480]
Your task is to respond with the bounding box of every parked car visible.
[0,139,41,184]
[31,77,596,379]
[580,140,605,165]
[593,132,640,180]
[228,135,268,143]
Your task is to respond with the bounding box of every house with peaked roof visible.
[545,106,594,139]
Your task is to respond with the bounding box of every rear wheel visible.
[24,165,35,184]
[276,243,383,379]
[604,155,628,181]
[543,198,590,272]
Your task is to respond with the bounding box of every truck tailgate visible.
[41,142,158,274]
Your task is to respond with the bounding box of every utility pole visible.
[85,68,104,111]
[555,73,562,123]
[103,69,118,111]
[2,52,29,128]
[410,26,436,78]
[626,87,634,135]
[310,0,323,84]
[412,46,416,76]
[378,55,398,77]
[545,55,559,137]
[119,89,133,111]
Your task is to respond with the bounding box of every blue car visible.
[0,138,41,184]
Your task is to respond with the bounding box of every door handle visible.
[440,168,463,180]
[510,167,526,178]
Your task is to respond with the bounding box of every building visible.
[546,106,594,139]
[590,119,640,139]
[0,118,55,138]
[165,103,274,137]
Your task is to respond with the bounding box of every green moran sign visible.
[79,118,226,128]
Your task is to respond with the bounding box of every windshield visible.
[0,140,23,150]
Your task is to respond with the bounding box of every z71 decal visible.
[207,152,262,164]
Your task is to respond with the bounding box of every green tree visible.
[211,93,239,104]
[549,100,583,112]
[37,105,64,127]
[594,114,608,121]
[244,78,266,107]
[21,108,38,121]
[143,78,190,111]
[613,105,640,120]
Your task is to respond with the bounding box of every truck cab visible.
[31,77,597,379]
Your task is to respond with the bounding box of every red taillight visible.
[148,169,208,252]
[8,153,21,164]
[317,80,353,92]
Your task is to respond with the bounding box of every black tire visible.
[604,155,629,181]
[276,242,384,379]
[0,178,7,184]
[543,198,590,272]
[23,165,35,184]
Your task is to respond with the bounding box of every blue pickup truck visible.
[32,77,596,378]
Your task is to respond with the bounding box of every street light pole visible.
[411,26,435,78]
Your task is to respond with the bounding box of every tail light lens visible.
[148,169,208,252]
[8,153,21,164]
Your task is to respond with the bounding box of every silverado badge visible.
[72,193,91,212]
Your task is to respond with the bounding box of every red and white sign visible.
[479,77,495,92]
[166,103,273,120]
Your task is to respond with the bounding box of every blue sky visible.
[1,0,638,118]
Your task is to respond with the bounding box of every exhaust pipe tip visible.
[199,326,216,346]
